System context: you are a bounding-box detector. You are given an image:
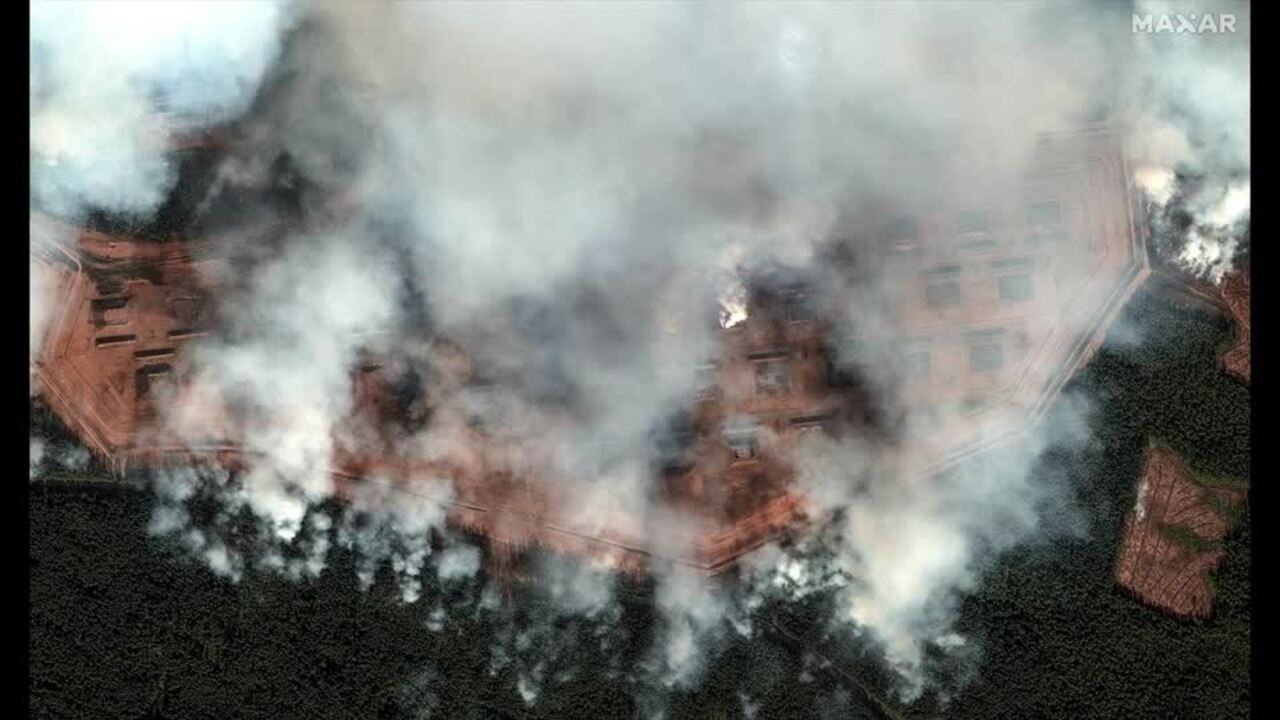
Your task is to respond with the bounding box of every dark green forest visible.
[934,289,1251,719]
[29,288,1250,719]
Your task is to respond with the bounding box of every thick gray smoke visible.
[29,1,1246,706]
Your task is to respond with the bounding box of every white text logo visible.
[1132,13,1237,34]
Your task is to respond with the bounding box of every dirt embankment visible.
[1115,447,1244,618]
[1219,269,1250,384]
[1145,265,1248,384]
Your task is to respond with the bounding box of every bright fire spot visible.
[718,282,748,329]
[1133,165,1177,206]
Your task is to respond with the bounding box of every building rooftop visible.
[30,125,1149,575]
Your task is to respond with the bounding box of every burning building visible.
[29,119,1149,577]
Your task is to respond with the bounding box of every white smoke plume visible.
[27,0,1244,709]
[651,568,734,688]
[147,464,246,582]
[1127,0,1250,282]
[29,436,46,482]
[436,545,482,584]
[179,229,403,543]
[28,0,295,446]
[336,476,455,601]
[55,442,91,473]
[30,0,293,218]
[26,435,92,482]
[1174,180,1250,283]
[778,395,1094,698]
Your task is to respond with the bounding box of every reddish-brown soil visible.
[1115,447,1244,618]
[1219,268,1250,384]
[31,129,1152,578]
[30,217,824,576]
